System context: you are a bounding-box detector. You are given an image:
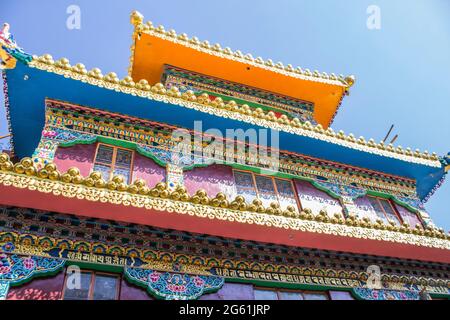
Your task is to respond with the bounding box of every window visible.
[62,270,120,300]
[93,144,134,183]
[367,196,402,225]
[233,170,299,210]
[254,288,329,300]
[394,203,424,229]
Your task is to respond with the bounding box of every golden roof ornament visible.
[130,11,144,27]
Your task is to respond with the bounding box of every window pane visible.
[92,274,119,300]
[329,291,355,300]
[95,145,114,164]
[278,291,303,300]
[234,171,257,203]
[113,167,131,184]
[367,197,389,222]
[275,179,298,210]
[115,149,132,168]
[254,175,278,207]
[254,289,278,300]
[302,292,329,300]
[63,272,92,300]
[93,163,111,181]
[395,204,423,228]
[379,199,401,223]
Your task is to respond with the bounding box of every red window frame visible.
[232,169,302,211]
[367,195,403,224]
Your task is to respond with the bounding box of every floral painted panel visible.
[184,165,236,199]
[294,180,343,216]
[54,144,97,177]
[132,153,166,188]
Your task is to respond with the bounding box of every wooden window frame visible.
[232,169,302,211]
[92,143,135,184]
[367,195,403,224]
[393,202,425,229]
[61,269,121,300]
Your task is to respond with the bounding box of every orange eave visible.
[130,30,350,129]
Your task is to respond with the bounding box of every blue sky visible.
[1,0,449,229]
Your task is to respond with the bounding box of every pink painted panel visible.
[6,272,65,300]
[184,164,236,199]
[54,144,97,177]
[294,180,343,216]
[119,279,153,300]
[394,204,423,228]
[132,153,166,187]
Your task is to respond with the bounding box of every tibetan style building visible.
[0,12,449,300]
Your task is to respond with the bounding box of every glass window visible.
[278,291,303,300]
[115,149,133,168]
[233,170,300,211]
[95,145,114,164]
[275,178,299,210]
[92,274,119,300]
[302,292,329,300]
[329,291,355,300]
[93,144,133,183]
[63,270,120,300]
[254,175,278,207]
[394,203,423,228]
[367,196,389,222]
[367,196,401,225]
[234,171,258,204]
[62,272,92,300]
[93,163,111,181]
[254,289,279,300]
[379,199,400,222]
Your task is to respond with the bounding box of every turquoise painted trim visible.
[123,268,224,300]
[9,266,65,288]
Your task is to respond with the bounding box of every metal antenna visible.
[390,134,399,144]
[382,124,394,143]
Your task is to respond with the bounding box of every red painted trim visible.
[0,184,449,264]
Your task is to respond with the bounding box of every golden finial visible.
[344,75,356,87]
[130,11,144,27]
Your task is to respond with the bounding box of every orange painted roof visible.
[129,12,354,128]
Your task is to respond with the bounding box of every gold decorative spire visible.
[130,10,144,27]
